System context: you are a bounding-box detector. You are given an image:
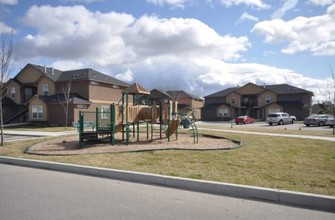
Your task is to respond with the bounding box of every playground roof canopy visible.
[122,83,150,95]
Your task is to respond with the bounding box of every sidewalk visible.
[3,130,77,137]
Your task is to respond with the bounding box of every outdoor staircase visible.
[3,105,28,124]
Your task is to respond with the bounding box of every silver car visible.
[266,112,296,126]
[303,114,331,127]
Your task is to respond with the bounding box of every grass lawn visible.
[197,124,335,137]
[0,129,334,196]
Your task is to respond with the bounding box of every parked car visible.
[303,114,331,127]
[266,112,296,126]
[325,116,334,128]
[235,116,254,124]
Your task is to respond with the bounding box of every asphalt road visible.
[1,164,334,220]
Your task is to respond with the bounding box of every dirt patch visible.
[26,133,242,155]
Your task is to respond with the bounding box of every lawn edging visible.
[0,156,334,213]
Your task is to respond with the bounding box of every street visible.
[0,164,334,220]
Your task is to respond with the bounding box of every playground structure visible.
[78,83,198,147]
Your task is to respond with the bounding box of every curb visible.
[0,156,334,213]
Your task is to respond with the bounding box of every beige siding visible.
[37,77,56,96]
[237,83,265,95]
[17,65,42,83]
[6,80,20,104]
[259,91,277,107]
[265,103,283,116]
[89,82,125,103]
[56,81,89,99]
[226,92,241,107]
[29,97,48,122]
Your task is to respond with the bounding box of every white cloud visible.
[61,0,103,3]
[0,21,14,33]
[218,0,270,9]
[0,0,18,5]
[252,3,335,56]
[14,4,330,103]
[146,0,190,8]
[115,69,134,82]
[308,0,335,6]
[236,12,259,24]
[272,0,299,19]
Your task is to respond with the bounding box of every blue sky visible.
[1,0,334,102]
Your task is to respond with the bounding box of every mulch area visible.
[26,133,242,156]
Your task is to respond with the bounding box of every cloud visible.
[0,21,14,33]
[15,4,330,103]
[115,69,134,82]
[272,0,299,19]
[61,0,103,3]
[252,3,335,56]
[0,0,18,5]
[235,12,259,24]
[218,0,270,9]
[16,5,250,64]
[308,0,335,6]
[146,0,190,8]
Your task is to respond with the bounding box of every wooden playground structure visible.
[78,83,198,147]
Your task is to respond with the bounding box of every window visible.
[218,109,228,117]
[265,95,271,104]
[231,97,236,105]
[100,106,109,119]
[43,84,48,96]
[32,105,43,119]
[11,87,15,98]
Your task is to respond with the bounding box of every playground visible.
[26,83,242,155]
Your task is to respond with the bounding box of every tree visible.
[0,32,13,146]
[58,81,72,128]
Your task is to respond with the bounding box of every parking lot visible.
[197,121,334,132]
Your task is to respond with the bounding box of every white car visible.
[266,112,296,126]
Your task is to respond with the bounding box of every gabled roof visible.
[123,83,150,95]
[29,64,63,82]
[149,89,172,100]
[265,84,313,95]
[166,90,203,101]
[204,87,237,98]
[58,68,130,87]
[38,93,91,105]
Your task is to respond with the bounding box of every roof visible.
[122,83,150,95]
[38,93,91,105]
[58,68,130,87]
[16,64,129,87]
[149,89,172,100]
[201,102,230,109]
[204,87,237,98]
[29,64,63,82]
[166,90,203,101]
[265,84,313,95]
[204,83,314,98]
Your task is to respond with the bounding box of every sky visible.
[0,0,334,103]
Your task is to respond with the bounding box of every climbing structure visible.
[78,83,198,147]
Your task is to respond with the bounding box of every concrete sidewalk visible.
[3,130,77,137]
[0,156,334,213]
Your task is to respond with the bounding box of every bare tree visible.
[58,81,72,128]
[0,32,13,146]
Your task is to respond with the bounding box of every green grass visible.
[0,130,334,196]
[197,124,335,137]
